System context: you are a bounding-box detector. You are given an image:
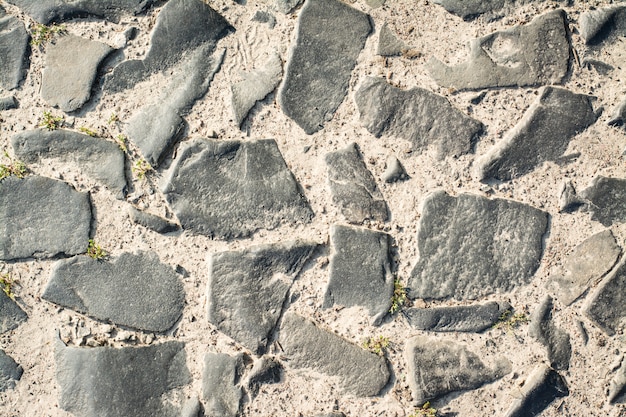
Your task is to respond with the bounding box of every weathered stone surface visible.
[0,291,27,334]
[580,6,626,44]
[579,176,626,226]
[274,0,302,14]
[325,143,388,223]
[55,341,190,417]
[279,312,390,397]
[5,0,153,24]
[232,52,282,127]
[245,356,283,397]
[12,129,127,198]
[162,139,313,239]
[323,225,393,325]
[608,96,626,127]
[548,229,620,306]
[208,241,317,354]
[0,7,29,90]
[128,206,179,234]
[279,0,371,134]
[558,180,585,213]
[503,364,569,417]
[251,10,276,28]
[0,96,17,111]
[432,0,506,19]
[0,349,22,392]
[609,356,626,404]
[583,257,626,336]
[477,87,597,181]
[0,176,91,261]
[404,301,508,332]
[43,251,184,332]
[355,77,484,159]
[382,156,408,183]
[409,191,548,300]
[203,353,244,417]
[529,295,571,370]
[427,10,569,90]
[377,22,406,56]
[407,336,511,404]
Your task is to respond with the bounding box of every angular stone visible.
[325,143,388,224]
[203,353,244,417]
[323,225,393,325]
[548,230,620,306]
[5,0,153,24]
[407,336,511,404]
[477,87,597,181]
[208,241,317,354]
[0,291,27,334]
[382,156,408,183]
[43,251,184,332]
[274,0,302,14]
[377,22,406,56]
[609,356,626,404]
[408,191,548,300]
[55,341,190,417]
[245,356,282,397]
[0,96,17,111]
[503,364,568,417]
[0,176,91,261]
[608,96,626,127]
[583,257,626,336]
[0,349,22,392]
[427,10,569,90]
[580,6,626,45]
[12,129,127,198]
[279,0,371,134]
[404,301,508,332]
[558,180,585,213]
[355,77,484,159]
[529,295,571,370]
[279,312,390,397]
[432,0,506,19]
[162,139,313,239]
[251,11,276,28]
[128,206,179,234]
[0,7,29,90]
[580,177,626,226]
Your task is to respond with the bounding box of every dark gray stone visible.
[558,180,585,213]
[0,291,27,334]
[279,0,371,134]
[0,96,17,111]
[128,206,179,234]
[583,257,626,336]
[377,22,406,56]
[251,10,276,28]
[162,139,313,239]
[529,295,571,371]
[608,96,626,127]
[208,241,317,354]
[323,225,393,325]
[43,251,184,332]
[355,77,484,159]
[404,301,508,332]
[0,349,22,392]
[0,176,91,261]
[582,58,614,75]
[5,0,153,24]
[279,312,390,397]
[427,10,569,90]
[407,336,511,404]
[245,356,283,397]
[477,87,597,181]
[579,176,626,226]
[580,6,626,45]
[325,143,388,224]
[503,364,568,417]
[0,7,29,90]
[12,129,127,198]
[609,356,626,404]
[409,191,548,300]
[382,156,408,183]
[203,353,244,417]
[432,0,505,19]
[274,0,302,14]
[55,341,190,417]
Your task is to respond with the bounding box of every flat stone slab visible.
[609,356,626,404]
[409,191,548,300]
[0,349,22,392]
[162,139,313,239]
[583,257,626,336]
[279,312,390,397]
[203,353,244,417]
[0,291,27,334]
[477,87,597,181]
[0,6,29,90]
[0,176,91,261]
[404,301,508,332]
[427,10,569,90]
[529,295,571,370]
[325,143,388,224]
[12,129,127,198]
[503,364,568,417]
[579,176,626,226]
[580,6,626,44]
[55,341,190,417]
[208,241,317,354]
[279,0,371,134]
[43,251,184,332]
[322,225,393,325]
[5,0,153,24]
[355,77,484,159]
[407,336,511,404]
[128,206,179,234]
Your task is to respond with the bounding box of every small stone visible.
[0,96,17,111]
[5,0,153,24]
[579,6,626,44]
[583,257,626,336]
[529,295,571,370]
[582,58,614,75]
[608,356,626,404]
[251,10,276,28]
[382,156,408,183]
[558,180,585,213]
[503,364,569,417]
[404,301,509,332]
[245,356,283,397]
[0,291,27,334]
[608,96,626,128]
[365,0,385,8]
[579,176,626,226]
[203,353,244,417]
[0,7,29,90]
[377,22,406,56]
[0,349,22,392]
[431,0,505,19]
[128,206,179,234]
[273,0,302,14]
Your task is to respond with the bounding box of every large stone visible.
[0,6,29,90]
[12,129,127,198]
[529,295,571,371]
[55,341,191,417]
[325,143,388,224]
[203,353,244,417]
[208,241,317,354]
[580,6,626,45]
[43,251,184,332]
[0,176,91,261]
[322,225,393,325]
[279,0,371,134]
[427,10,569,90]
[162,139,313,239]
[477,87,597,181]
[408,191,548,300]
[503,364,569,417]
[5,0,153,24]
[404,301,508,332]
[0,291,27,334]
[279,312,390,397]
[406,336,511,404]
[355,77,484,159]
[0,349,22,392]
[609,356,626,404]
[583,257,626,336]
[579,176,626,226]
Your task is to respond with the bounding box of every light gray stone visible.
[5,0,153,24]
[274,0,302,14]
[404,301,509,332]
[503,364,569,417]
[377,22,406,56]
[580,176,626,226]
[382,156,408,183]
[529,295,571,370]
[251,10,276,28]
[0,291,27,334]
[0,7,29,90]
[580,6,626,44]
[181,397,202,417]
[608,95,626,127]
[203,353,244,417]
[0,96,17,111]
[0,349,22,392]
[583,256,626,336]
[609,356,626,404]
[128,206,179,234]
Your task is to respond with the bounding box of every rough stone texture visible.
[355,77,484,159]
[325,143,388,224]
[579,176,626,226]
[407,336,511,404]
[128,206,179,234]
[608,95,626,127]
[377,22,406,56]
[432,0,506,19]
[529,295,571,370]
[503,364,569,417]
[583,257,626,336]
[181,397,202,417]
[274,0,302,14]
[55,341,190,417]
[427,10,569,90]
[0,176,91,261]
[279,0,371,134]
[0,349,22,392]
[251,11,276,28]
[404,301,508,332]
[0,6,29,91]
[548,229,620,306]
[477,87,597,181]
[208,241,317,354]
[0,291,27,334]
[0,96,17,111]
[162,139,313,239]
[409,191,548,300]
[580,6,626,44]
[382,156,408,183]
[322,225,393,325]
[244,356,283,397]
[203,353,244,417]
[279,312,390,397]
[5,0,153,24]
[608,356,626,404]
[43,251,184,332]
[558,180,585,213]
[12,129,127,198]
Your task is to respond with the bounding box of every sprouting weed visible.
[408,402,438,417]
[108,113,119,124]
[492,310,529,332]
[0,273,16,300]
[389,278,407,314]
[0,151,27,180]
[79,126,98,137]
[39,110,63,131]
[132,158,152,180]
[362,335,390,356]
[30,23,67,47]
[87,239,107,260]
[115,135,128,153]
